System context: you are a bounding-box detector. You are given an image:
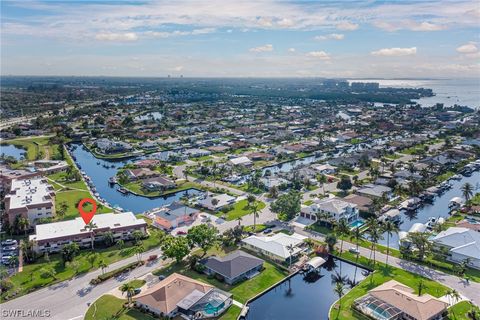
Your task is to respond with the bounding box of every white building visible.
[5,178,55,225]
[300,197,359,224]
[228,156,252,167]
[29,212,147,253]
[241,233,307,263]
[430,227,480,270]
[196,193,237,211]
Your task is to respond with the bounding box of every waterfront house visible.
[184,148,212,158]
[300,197,359,224]
[241,233,307,264]
[353,280,448,320]
[5,178,56,225]
[135,273,232,319]
[125,168,159,181]
[356,184,393,200]
[200,250,264,284]
[152,202,200,230]
[94,138,133,154]
[343,194,373,213]
[29,212,147,253]
[430,227,480,270]
[311,163,337,175]
[197,193,237,211]
[141,176,176,192]
[228,156,252,167]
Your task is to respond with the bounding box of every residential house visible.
[135,273,232,319]
[124,168,159,181]
[142,176,176,192]
[197,193,237,211]
[300,197,359,224]
[356,184,393,200]
[228,156,252,167]
[152,202,200,230]
[430,227,480,270]
[353,280,448,320]
[200,250,264,284]
[94,138,133,154]
[241,233,307,263]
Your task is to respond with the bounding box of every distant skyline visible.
[1,0,479,78]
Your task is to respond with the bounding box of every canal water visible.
[1,144,26,160]
[377,170,480,249]
[246,257,369,320]
[69,143,202,214]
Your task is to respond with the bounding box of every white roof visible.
[306,256,326,268]
[449,197,464,204]
[308,197,356,214]
[431,227,480,259]
[229,156,252,165]
[197,193,236,209]
[242,233,307,259]
[6,178,54,210]
[29,212,146,242]
[409,223,427,233]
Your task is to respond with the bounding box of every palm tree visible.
[251,203,259,231]
[18,217,29,236]
[350,227,362,284]
[318,174,327,195]
[334,218,350,275]
[447,289,461,307]
[334,282,345,318]
[325,234,337,252]
[462,182,473,204]
[236,216,242,227]
[286,244,294,268]
[366,218,382,265]
[134,245,144,262]
[382,221,399,266]
[417,279,427,296]
[407,232,431,261]
[99,259,108,274]
[88,252,99,268]
[120,283,135,305]
[85,222,97,249]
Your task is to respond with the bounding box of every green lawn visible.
[85,295,155,320]
[329,251,449,320]
[122,180,201,197]
[244,224,268,233]
[55,190,111,221]
[219,199,266,221]
[448,301,480,320]
[127,279,146,289]
[218,305,242,320]
[2,228,164,301]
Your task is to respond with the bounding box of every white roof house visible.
[301,197,359,223]
[242,233,307,261]
[229,156,252,166]
[431,227,480,269]
[196,193,237,211]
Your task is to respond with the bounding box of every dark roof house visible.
[200,250,264,284]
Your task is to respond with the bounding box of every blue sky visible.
[1,0,479,77]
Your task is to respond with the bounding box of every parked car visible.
[176,230,187,235]
[133,288,141,295]
[158,275,166,281]
[349,247,360,254]
[2,246,18,252]
[147,255,158,261]
[1,239,17,247]
[263,229,272,234]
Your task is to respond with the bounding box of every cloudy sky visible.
[1,0,479,78]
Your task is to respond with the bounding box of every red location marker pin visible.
[78,198,97,224]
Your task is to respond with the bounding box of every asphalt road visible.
[1,247,168,320]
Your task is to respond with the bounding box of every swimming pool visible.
[350,220,365,228]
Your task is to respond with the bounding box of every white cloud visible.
[306,51,330,60]
[315,33,344,40]
[249,44,274,52]
[145,28,215,38]
[95,32,138,42]
[456,42,478,54]
[336,21,358,31]
[371,47,417,56]
[374,20,444,32]
[277,18,295,28]
[288,48,296,52]
[170,65,184,71]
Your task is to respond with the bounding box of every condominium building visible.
[29,212,147,253]
[4,178,55,225]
